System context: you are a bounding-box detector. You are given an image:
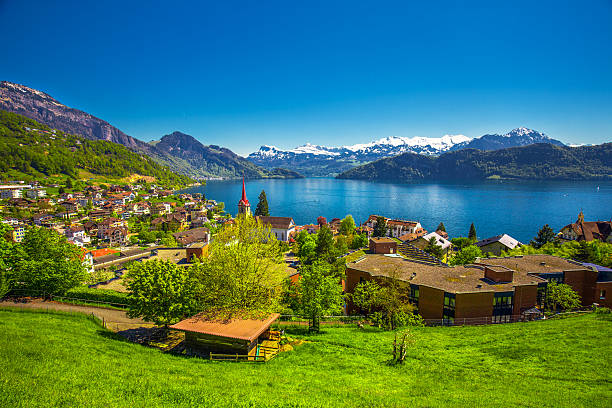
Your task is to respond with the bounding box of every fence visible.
[276,315,367,327]
[209,353,267,362]
[5,289,130,309]
[422,315,532,327]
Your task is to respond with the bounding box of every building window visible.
[409,284,419,306]
[601,290,607,300]
[493,292,514,323]
[537,283,547,308]
[443,292,455,325]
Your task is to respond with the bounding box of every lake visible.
[181,179,612,243]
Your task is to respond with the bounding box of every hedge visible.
[63,286,129,306]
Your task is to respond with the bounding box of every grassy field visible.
[0,308,611,408]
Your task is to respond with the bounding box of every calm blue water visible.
[181,179,612,243]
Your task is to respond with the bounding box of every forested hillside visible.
[0,110,194,187]
[337,143,612,181]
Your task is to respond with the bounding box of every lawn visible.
[0,308,610,408]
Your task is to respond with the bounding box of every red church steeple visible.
[237,176,251,215]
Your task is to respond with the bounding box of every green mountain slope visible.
[337,143,612,181]
[149,131,304,179]
[0,110,194,187]
[0,82,301,180]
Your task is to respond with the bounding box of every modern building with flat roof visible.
[345,253,611,325]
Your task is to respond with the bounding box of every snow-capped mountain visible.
[449,127,564,152]
[247,128,565,177]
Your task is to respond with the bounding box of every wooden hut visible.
[170,313,281,360]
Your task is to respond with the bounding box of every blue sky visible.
[1,0,611,155]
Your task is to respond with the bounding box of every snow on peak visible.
[342,134,471,152]
[504,127,547,138]
[290,143,340,156]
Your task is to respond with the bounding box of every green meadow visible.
[0,308,610,408]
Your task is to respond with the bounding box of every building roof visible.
[89,248,119,258]
[170,313,280,342]
[365,214,419,228]
[347,254,549,293]
[370,237,396,244]
[172,227,210,246]
[419,232,452,250]
[561,211,612,241]
[256,216,295,230]
[435,230,449,239]
[582,262,612,272]
[238,177,250,206]
[475,234,522,250]
[474,254,588,274]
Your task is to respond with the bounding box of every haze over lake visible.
[182,179,612,243]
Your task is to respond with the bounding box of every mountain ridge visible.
[0,81,300,180]
[336,143,612,181]
[248,128,565,177]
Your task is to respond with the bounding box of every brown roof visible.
[370,237,396,244]
[170,313,280,341]
[561,212,612,241]
[172,227,210,246]
[347,254,548,293]
[474,254,588,274]
[256,216,295,230]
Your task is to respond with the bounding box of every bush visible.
[64,286,129,306]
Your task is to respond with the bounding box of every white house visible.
[363,215,423,238]
[256,216,296,242]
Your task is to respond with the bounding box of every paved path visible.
[0,298,152,331]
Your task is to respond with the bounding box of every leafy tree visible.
[503,240,612,267]
[531,224,556,249]
[190,215,286,315]
[350,280,382,315]
[424,237,444,259]
[436,222,446,232]
[0,223,16,298]
[334,235,349,256]
[160,235,178,247]
[295,262,344,332]
[451,237,472,250]
[296,230,317,264]
[468,223,477,242]
[126,260,200,326]
[339,215,356,236]
[449,245,483,266]
[14,227,87,296]
[350,233,368,249]
[317,216,327,227]
[546,281,581,312]
[351,271,421,330]
[315,225,335,261]
[373,216,388,238]
[254,190,270,216]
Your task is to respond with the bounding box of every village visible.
[1,176,611,363]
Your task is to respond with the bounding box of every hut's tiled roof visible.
[170,313,280,342]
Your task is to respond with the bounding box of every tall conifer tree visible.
[255,190,269,216]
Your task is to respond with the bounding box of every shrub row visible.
[63,286,129,306]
